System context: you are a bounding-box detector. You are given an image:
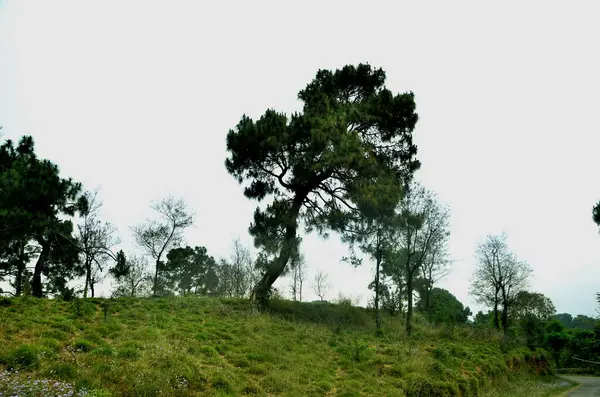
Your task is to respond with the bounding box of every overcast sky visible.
[1,1,599,316]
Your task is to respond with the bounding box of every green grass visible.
[0,296,569,396]
[478,375,577,397]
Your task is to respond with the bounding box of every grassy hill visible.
[0,296,577,396]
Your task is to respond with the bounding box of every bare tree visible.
[217,238,256,298]
[230,238,253,297]
[132,196,193,296]
[419,233,451,315]
[111,254,151,297]
[312,270,331,301]
[289,252,307,302]
[77,189,119,298]
[470,233,532,334]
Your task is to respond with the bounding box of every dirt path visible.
[562,376,600,396]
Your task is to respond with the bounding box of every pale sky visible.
[1,1,599,316]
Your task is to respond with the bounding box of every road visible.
[562,376,600,396]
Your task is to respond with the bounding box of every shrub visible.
[2,344,40,370]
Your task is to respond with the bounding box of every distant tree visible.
[312,270,331,301]
[225,63,420,305]
[592,201,600,230]
[470,233,532,334]
[416,288,470,325]
[544,320,571,365]
[511,291,556,323]
[163,246,219,296]
[132,196,193,296]
[385,182,451,336]
[229,238,254,297]
[218,239,257,298]
[553,313,574,329]
[110,253,150,297]
[76,189,119,298]
[571,314,598,330]
[473,311,491,328]
[288,250,307,302]
[109,250,128,279]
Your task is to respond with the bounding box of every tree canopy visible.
[0,135,87,297]
[225,63,420,303]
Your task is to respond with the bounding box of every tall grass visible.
[0,296,569,396]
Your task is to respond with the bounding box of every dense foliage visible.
[225,63,420,303]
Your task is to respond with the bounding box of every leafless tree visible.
[132,196,193,296]
[217,238,256,298]
[230,238,253,297]
[312,270,331,301]
[419,233,451,314]
[111,254,151,297]
[77,188,119,298]
[470,233,532,334]
[289,252,307,301]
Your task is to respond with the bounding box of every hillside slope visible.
[0,296,574,396]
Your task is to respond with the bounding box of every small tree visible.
[163,246,219,296]
[511,291,556,323]
[312,270,331,301]
[418,234,451,316]
[132,196,193,296]
[217,239,256,298]
[416,288,471,325]
[229,238,253,297]
[110,253,150,297]
[289,251,307,302]
[470,233,532,334]
[76,188,119,298]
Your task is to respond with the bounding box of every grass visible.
[478,376,577,397]
[0,295,573,396]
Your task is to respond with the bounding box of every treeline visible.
[0,134,264,300]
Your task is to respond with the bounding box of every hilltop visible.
[0,296,577,396]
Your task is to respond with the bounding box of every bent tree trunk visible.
[250,198,303,307]
[32,241,50,298]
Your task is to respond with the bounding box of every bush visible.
[2,344,40,370]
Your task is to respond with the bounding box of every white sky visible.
[1,1,599,316]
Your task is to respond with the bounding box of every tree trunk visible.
[493,297,500,331]
[501,290,509,335]
[14,243,26,297]
[90,278,95,298]
[83,259,91,299]
[14,261,23,297]
[406,271,414,336]
[426,283,432,313]
[32,241,50,298]
[375,252,381,331]
[502,305,509,335]
[153,259,160,297]
[250,198,303,307]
